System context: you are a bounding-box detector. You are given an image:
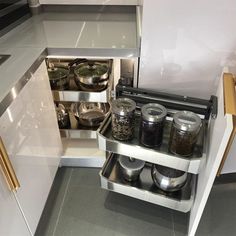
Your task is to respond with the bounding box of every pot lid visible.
[48,67,69,80]
[119,155,145,171]
[141,103,167,122]
[111,98,136,116]
[75,63,108,78]
[173,110,201,132]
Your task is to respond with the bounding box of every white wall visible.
[139,0,236,99]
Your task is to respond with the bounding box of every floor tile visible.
[36,167,236,236]
[35,167,73,236]
[54,168,173,236]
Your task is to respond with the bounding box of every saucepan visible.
[47,63,70,90]
[151,164,187,192]
[71,102,110,127]
[69,59,110,91]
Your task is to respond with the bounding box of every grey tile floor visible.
[35,167,236,236]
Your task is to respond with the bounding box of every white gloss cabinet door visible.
[188,73,234,236]
[139,0,236,99]
[0,175,31,236]
[0,62,62,235]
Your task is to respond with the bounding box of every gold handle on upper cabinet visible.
[0,137,20,191]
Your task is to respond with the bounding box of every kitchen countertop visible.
[0,10,138,109]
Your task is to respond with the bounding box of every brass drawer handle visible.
[223,73,236,115]
[0,137,20,191]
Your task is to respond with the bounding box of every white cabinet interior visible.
[0,62,62,235]
[46,56,138,167]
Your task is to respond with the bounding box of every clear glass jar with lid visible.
[111,98,136,141]
[169,111,202,157]
[139,103,167,147]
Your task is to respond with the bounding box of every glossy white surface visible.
[0,12,137,49]
[221,135,236,174]
[0,62,62,235]
[0,176,31,236]
[139,0,236,99]
[189,73,233,235]
[0,11,137,104]
[0,47,45,107]
[39,0,140,5]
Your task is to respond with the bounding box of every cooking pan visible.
[71,102,110,127]
[69,59,110,91]
[151,164,187,192]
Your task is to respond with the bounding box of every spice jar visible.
[139,103,167,147]
[111,98,136,141]
[169,111,201,157]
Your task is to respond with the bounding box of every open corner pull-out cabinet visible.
[97,72,236,236]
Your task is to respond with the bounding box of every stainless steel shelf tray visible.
[52,79,112,103]
[100,153,196,213]
[97,113,207,174]
[58,102,109,139]
[60,129,97,139]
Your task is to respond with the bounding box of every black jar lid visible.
[173,111,201,132]
[111,98,136,116]
[141,103,167,122]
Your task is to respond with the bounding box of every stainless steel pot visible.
[119,155,145,182]
[71,102,110,127]
[55,103,70,129]
[71,59,109,91]
[47,64,70,90]
[151,164,187,192]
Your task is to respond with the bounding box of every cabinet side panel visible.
[188,76,233,235]
[0,61,62,234]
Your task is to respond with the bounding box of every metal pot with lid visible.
[119,155,145,182]
[47,63,70,90]
[71,59,109,91]
[169,110,202,157]
[55,103,70,129]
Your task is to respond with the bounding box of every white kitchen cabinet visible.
[139,0,236,99]
[0,62,62,235]
[39,0,142,5]
[0,174,31,236]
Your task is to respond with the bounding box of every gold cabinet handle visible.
[223,73,236,115]
[218,73,236,175]
[0,137,20,191]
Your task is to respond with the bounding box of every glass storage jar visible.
[139,103,167,147]
[169,111,201,157]
[111,98,136,141]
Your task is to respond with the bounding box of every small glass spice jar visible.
[139,103,167,147]
[111,98,136,141]
[169,111,201,157]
